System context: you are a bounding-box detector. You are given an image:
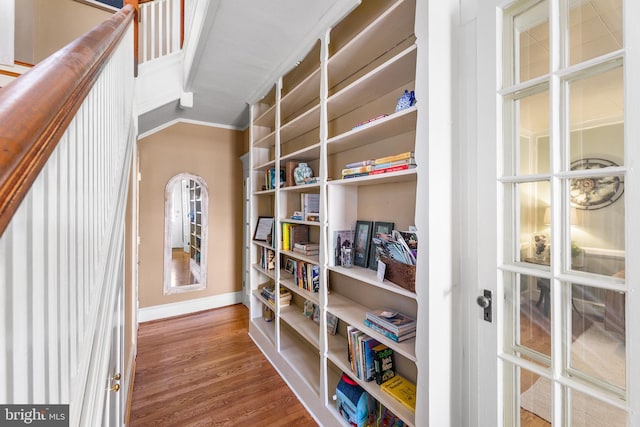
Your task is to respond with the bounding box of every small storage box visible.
[381,255,416,293]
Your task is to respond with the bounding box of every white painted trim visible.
[137,117,243,140]
[138,292,243,322]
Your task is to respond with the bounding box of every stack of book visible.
[364,309,416,342]
[260,284,292,307]
[341,152,416,179]
[293,242,319,256]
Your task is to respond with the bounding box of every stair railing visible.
[139,0,184,63]
[0,5,136,425]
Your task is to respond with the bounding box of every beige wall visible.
[15,0,112,64]
[138,122,245,308]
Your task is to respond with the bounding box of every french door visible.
[473,0,640,426]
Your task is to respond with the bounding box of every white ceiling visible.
[138,0,358,134]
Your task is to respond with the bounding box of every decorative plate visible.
[569,158,624,210]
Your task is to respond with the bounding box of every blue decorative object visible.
[293,162,313,185]
[395,90,416,112]
[335,374,371,427]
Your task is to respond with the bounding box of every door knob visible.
[110,383,120,392]
[112,373,121,381]
[476,295,490,308]
[477,289,492,323]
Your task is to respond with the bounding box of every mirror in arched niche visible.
[164,173,208,294]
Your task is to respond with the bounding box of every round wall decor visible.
[569,158,624,210]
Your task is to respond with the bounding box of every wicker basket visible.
[380,255,416,292]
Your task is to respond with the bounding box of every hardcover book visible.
[374,151,414,165]
[373,344,395,385]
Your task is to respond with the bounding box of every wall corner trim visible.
[138,292,243,322]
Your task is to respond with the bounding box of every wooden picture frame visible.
[354,220,373,267]
[253,216,274,242]
[284,258,295,274]
[368,221,395,270]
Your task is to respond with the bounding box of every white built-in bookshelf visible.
[248,0,455,425]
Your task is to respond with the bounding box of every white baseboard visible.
[138,292,243,322]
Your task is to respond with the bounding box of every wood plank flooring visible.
[129,304,317,426]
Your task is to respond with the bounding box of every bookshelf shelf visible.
[328,265,417,299]
[248,0,454,424]
[280,324,321,396]
[326,334,416,426]
[280,306,320,350]
[327,292,417,362]
[281,142,322,163]
[280,104,320,143]
[328,168,417,186]
[279,271,320,305]
[327,107,417,155]
[279,250,319,265]
[253,159,276,172]
[252,130,276,149]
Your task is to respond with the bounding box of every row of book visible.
[264,167,285,190]
[346,326,395,385]
[364,309,416,342]
[281,223,310,251]
[341,152,416,179]
[259,283,292,307]
[259,248,276,271]
[284,258,319,292]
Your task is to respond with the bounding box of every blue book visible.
[361,336,380,382]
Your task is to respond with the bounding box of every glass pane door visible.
[500,0,627,425]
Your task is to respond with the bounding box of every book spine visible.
[344,159,374,169]
[370,164,415,175]
[373,158,415,169]
[342,172,370,179]
[374,151,415,165]
[282,223,290,251]
[341,165,373,175]
[364,319,399,342]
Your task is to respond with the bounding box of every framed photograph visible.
[253,216,274,241]
[354,220,373,267]
[368,221,395,270]
[284,258,295,274]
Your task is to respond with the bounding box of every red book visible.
[369,164,416,175]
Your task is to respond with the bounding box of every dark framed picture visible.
[354,220,373,267]
[253,216,274,241]
[368,221,395,270]
[284,258,295,274]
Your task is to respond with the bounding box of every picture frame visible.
[354,220,373,267]
[284,258,295,274]
[368,221,395,270]
[253,216,274,241]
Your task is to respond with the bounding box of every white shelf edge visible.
[280,218,321,226]
[281,67,321,108]
[279,182,322,192]
[279,272,321,305]
[328,265,417,299]
[252,130,276,148]
[327,168,417,186]
[327,106,417,146]
[327,44,417,109]
[281,142,322,162]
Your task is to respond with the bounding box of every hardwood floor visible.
[171,248,196,286]
[129,304,317,426]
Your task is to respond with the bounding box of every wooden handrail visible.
[0,5,135,237]
[125,0,139,75]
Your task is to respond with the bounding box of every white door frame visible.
[461,0,640,426]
